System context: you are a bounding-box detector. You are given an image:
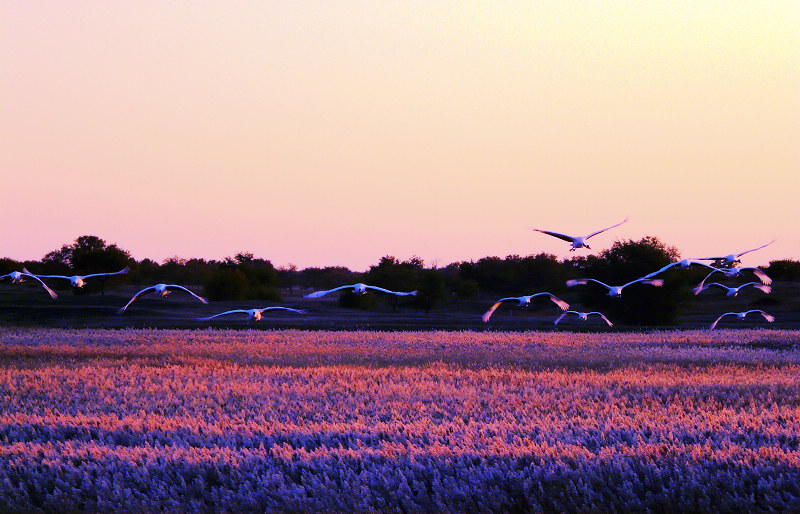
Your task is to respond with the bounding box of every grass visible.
[0,327,799,511]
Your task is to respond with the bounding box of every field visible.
[1,328,799,511]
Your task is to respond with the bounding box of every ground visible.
[0,328,798,511]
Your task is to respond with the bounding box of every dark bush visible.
[571,237,687,326]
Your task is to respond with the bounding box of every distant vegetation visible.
[2,234,796,325]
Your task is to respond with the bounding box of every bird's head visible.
[353,283,367,294]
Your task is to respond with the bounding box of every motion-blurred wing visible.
[303,285,352,298]
[585,217,628,239]
[531,229,576,243]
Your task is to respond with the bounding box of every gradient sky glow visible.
[2,1,798,270]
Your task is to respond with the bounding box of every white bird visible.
[643,259,719,279]
[554,311,613,326]
[709,310,774,330]
[199,307,306,322]
[117,284,208,313]
[694,267,772,292]
[531,217,628,251]
[566,277,663,297]
[304,283,417,299]
[697,240,775,266]
[1,270,58,299]
[28,267,129,288]
[482,293,569,323]
[693,282,771,297]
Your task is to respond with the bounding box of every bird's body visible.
[698,240,775,266]
[482,292,569,323]
[694,267,771,292]
[200,307,306,322]
[554,311,613,326]
[710,310,774,329]
[566,277,663,297]
[117,284,207,313]
[31,267,129,288]
[304,283,417,298]
[694,282,771,297]
[531,218,628,251]
[1,270,58,299]
[644,260,718,279]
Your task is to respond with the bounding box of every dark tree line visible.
[2,234,796,325]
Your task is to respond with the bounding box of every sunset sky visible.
[2,2,798,270]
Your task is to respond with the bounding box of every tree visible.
[364,256,423,311]
[572,237,686,325]
[203,252,280,301]
[766,260,800,281]
[39,235,133,294]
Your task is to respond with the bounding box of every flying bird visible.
[199,307,306,322]
[554,311,613,326]
[694,267,772,292]
[1,270,58,299]
[531,217,628,251]
[482,293,569,323]
[697,240,776,267]
[28,267,129,288]
[693,282,771,297]
[117,284,208,313]
[709,310,774,330]
[643,260,719,279]
[566,277,663,297]
[304,283,417,298]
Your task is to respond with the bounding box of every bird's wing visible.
[709,313,735,329]
[553,312,573,325]
[200,310,247,321]
[534,293,569,311]
[481,301,506,323]
[365,285,417,296]
[20,272,59,299]
[585,217,628,239]
[167,285,208,303]
[753,284,772,294]
[704,283,729,292]
[23,273,69,280]
[621,278,646,288]
[688,261,719,271]
[83,267,130,279]
[261,307,307,314]
[531,229,576,243]
[303,285,352,298]
[570,278,610,290]
[588,312,613,326]
[117,286,155,313]
[696,255,726,261]
[695,269,723,291]
[644,263,678,279]
[745,267,772,285]
[736,240,775,258]
[743,310,774,323]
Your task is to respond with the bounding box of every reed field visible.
[0,328,799,511]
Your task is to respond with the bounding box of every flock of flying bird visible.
[1,219,779,329]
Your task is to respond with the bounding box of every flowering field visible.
[0,328,799,511]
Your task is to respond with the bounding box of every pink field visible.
[1,328,799,511]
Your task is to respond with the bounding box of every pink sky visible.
[2,2,798,270]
